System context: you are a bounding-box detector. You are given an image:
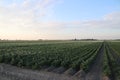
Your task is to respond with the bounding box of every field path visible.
[0,63,76,80]
[85,44,104,80]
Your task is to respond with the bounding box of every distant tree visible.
[74,38,77,41]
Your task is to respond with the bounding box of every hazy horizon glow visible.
[0,0,120,40]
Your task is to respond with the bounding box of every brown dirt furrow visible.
[85,44,104,80]
[0,63,76,80]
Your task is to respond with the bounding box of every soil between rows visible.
[0,63,76,80]
[85,44,104,80]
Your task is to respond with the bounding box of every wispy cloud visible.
[0,0,120,40]
[85,12,120,29]
[0,0,60,31]
[38,12,120,29]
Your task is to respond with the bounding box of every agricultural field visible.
[0,40,120,80]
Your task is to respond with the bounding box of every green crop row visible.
[105,44,120,80]
[102,43,111,78]
[0,41,101,73]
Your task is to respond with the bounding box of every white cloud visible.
[0,0,120,40]
[72,12,120,29]
[0,0,61,39]
[104,12,120,21]
[0,0,60,30]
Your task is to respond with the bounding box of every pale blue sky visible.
[53,0,120,21]
[0,0,120,40]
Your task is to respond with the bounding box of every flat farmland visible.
[0,40,120,80]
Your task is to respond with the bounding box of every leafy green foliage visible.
[0,41,101,72]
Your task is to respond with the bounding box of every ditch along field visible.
[0,40,120,80]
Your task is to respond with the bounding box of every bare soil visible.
[85,44,104,80]
[0,64,76,80]
[64,68,77,76]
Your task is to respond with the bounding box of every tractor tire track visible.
[85,43,104,80]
